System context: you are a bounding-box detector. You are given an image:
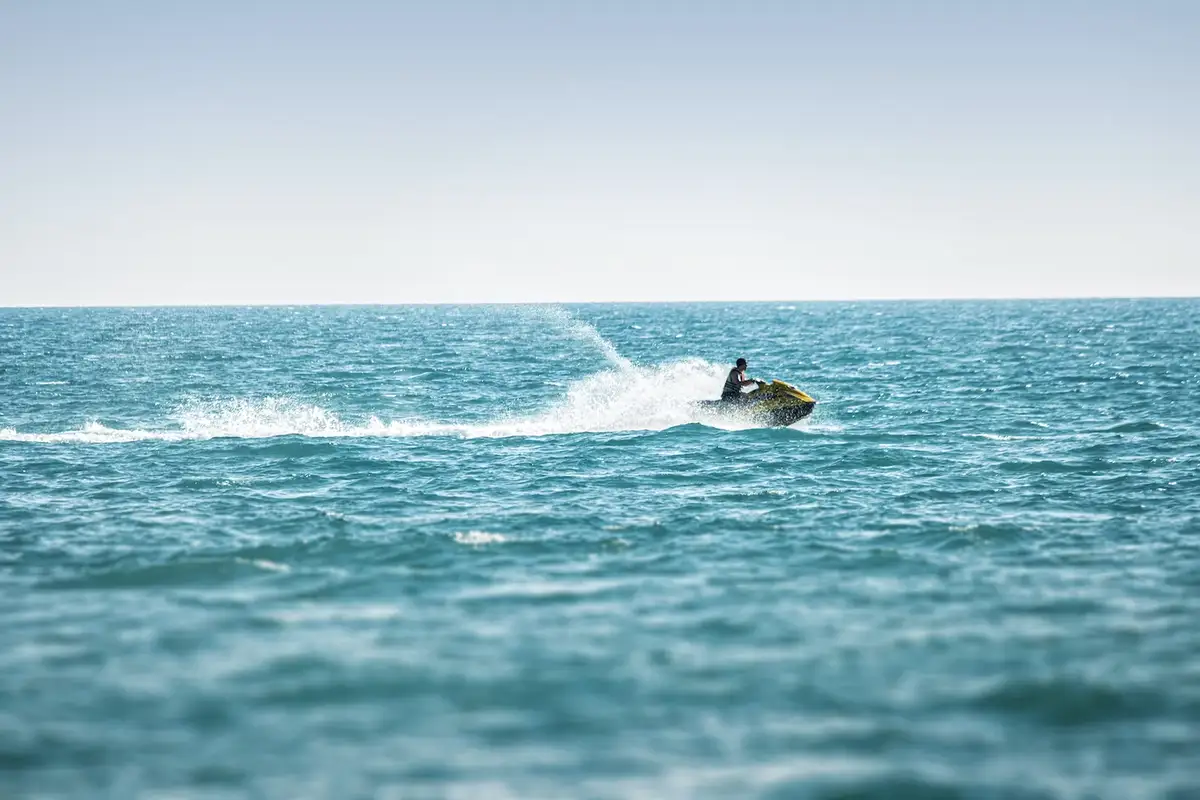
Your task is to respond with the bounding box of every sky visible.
[1,1,1197,305]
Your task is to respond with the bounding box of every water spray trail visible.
[0,359,769,443]
[523,306,633,371]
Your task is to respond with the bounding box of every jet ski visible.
[698,380,817,427]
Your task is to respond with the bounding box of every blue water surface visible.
[1,301,1198,799]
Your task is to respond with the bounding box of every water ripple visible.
[2,301,1198,798]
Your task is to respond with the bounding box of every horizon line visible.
[2,294,1199,310]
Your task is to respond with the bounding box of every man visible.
[721,358,763,404]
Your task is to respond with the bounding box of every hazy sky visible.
[2,1,1197,305]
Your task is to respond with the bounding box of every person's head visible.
[736,358,747,370]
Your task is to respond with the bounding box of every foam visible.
[0,399,355,444]
[0,421,187,444]
[177,397,351,438]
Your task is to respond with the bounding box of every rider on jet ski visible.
[721,358,765,405]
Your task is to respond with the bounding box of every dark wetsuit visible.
[722,368,747,402]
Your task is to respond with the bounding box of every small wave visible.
[452,531,507,545]
[1102,421,1164,434]
[972,676,1165,726]
[793,421,842,434]
[963,433,1041,442]
[236,558,292,573]
[42,557,267,590]
[268,604,401,624]
[929,521,1032,550]
[997,459,1110,475]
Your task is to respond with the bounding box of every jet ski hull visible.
[698,380,816,427]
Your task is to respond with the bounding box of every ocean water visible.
[1,300,1198,799]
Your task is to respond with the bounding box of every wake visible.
[0,359,759,444]
[1,310,787,443]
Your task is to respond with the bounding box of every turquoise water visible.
[2,300,1198,799]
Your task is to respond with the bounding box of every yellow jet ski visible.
[699,380,817,427]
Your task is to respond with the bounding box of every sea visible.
[1,300,1198,800]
